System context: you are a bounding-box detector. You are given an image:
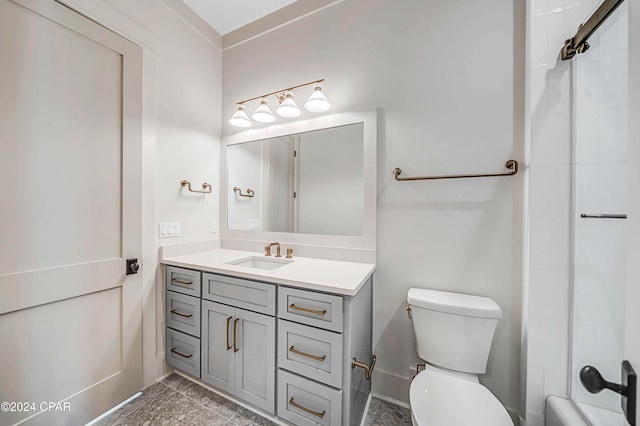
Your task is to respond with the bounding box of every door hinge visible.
[294,150,297,157]
[293,192,296,199]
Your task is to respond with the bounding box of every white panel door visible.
[0,0,143,425]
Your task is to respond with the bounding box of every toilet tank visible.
[407,288,502,374]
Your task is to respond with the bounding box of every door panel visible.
[0,288,122,425]
[0,0,143,424]
[235,308,275,413]
[201,300,235,394]
[0,0,123,274]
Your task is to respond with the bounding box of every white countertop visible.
[161,249,376,296]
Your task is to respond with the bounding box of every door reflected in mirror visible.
[227,123,364,236]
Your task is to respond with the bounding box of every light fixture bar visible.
[236,79,325,105]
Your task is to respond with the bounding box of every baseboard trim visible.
[360,393,373,426]
[371,392,411,410]
[504,406,522,425]
[371,368,411,407]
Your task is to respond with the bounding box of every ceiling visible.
[182,0,299,35]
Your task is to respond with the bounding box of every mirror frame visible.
[221,109,377,250]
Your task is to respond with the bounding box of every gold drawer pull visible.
[170,309,193,318]
[226,316,232,351]
[233,318,240,353]
[289,346,326,362]
[171,278,193,285]
[170,347,193,359]
[289,304,326,316]
[288,397,325,419]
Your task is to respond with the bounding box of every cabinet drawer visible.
[166,266,201,297]
[202,273,275,316]
[166,291,200,337]
[166,328,200,378]
[277,370,342,426]
[278,287,343,332]
[278,320,343,389]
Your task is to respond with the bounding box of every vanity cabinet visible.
[165,266,203,379]
[276,283,372,426]
[165,263,373,426]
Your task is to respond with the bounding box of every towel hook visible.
[181,180,212,194]
[233,187,255,198]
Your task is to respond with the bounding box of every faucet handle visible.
[264,245,271,256]
[286,248,293,259]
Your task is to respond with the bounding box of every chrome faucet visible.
[264,242,281,257]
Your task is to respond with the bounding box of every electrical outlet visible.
[249,218,261,230]
[210,220,218,233]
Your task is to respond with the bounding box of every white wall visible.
[144,3,221,388]
[223,0,524,416]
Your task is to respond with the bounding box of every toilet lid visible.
[410,370,513,426]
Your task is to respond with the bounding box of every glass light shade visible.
[304,85,331,112]
[276,92,301,118]
[252,99,275,123]
[228,105,252,127]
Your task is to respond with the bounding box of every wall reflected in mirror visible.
[227,123,364,236]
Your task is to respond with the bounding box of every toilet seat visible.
[409,369,513,426]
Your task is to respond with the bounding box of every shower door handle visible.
[580,361,637,426]
[580,365,625,394]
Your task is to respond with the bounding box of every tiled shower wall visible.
[571,1,628,414]
[526,0,588,425]
[526,0,625,424]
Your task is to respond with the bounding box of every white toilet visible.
[407,288,513,426]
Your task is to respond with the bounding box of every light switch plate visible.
[159,222,181,238]
[210,220,218,233]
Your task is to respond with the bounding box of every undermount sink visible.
[226,256,293,270]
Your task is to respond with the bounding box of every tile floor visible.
[94,373,412,425]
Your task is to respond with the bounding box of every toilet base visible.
[409,369,513,426]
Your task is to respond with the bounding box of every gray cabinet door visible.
[201,300,235,394]
[234,308,276,414]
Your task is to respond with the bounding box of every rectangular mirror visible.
[221,110,377,250]
[226,123,364,236]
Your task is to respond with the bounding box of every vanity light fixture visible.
[252,99,275,123]
[276,91,301,118]
[228,105,252,128]
[304,82,331,112]
[228,79,331,127]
